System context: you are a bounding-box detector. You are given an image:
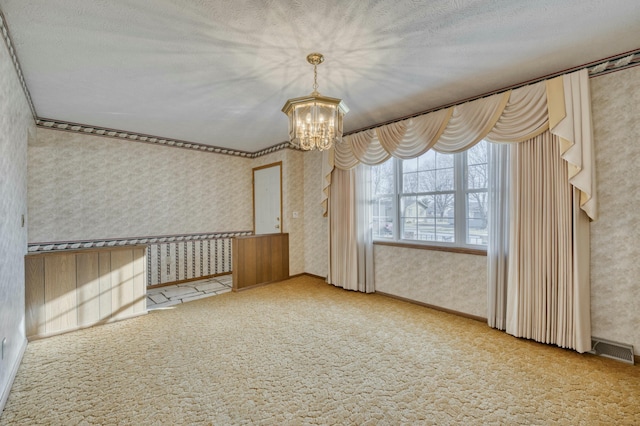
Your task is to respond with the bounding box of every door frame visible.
[252,161,283,235]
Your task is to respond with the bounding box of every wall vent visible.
[590,337,635,364]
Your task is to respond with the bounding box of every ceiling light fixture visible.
[282,53,349,151]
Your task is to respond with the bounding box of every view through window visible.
[372,140,488,248]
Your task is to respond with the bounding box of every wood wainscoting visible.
[232,233,289,291]
[25,245,147,340]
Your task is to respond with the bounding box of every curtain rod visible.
[345,48,640,136]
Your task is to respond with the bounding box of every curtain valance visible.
[323,69,597,221]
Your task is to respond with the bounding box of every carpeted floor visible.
[2,275,639,425]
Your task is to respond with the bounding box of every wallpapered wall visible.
[0,37,34,408]
[374,247,487,318]
[28,129,320,277]
[28,128,253,242]
[590,65,640,354]
[372,65,640,354]
[303,150,328,278]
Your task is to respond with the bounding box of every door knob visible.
[275,224,280,229]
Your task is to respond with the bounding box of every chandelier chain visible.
[313,64,318,92]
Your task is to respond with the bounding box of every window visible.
[371,140,488,248]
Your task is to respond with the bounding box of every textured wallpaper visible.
[590,65,640,354]
[28,128,253,242]
[374,245,487,318]
[303,150,328,278]
[28,127,320,278]
[0,36,33,405]
[284,150,306,276]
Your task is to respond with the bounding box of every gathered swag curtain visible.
[323,69,596,353]
[323,70,596,220]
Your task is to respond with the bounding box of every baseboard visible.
[154,272,327,291]
[0,336,27,415]
[232,273,326,292]
[27,311,147,342]
[375,291,487,323]
[290,272,327,281]
[232,278,288,292]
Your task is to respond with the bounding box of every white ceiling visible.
[1,0,639,152]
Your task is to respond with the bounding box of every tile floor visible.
[146,274,233,310]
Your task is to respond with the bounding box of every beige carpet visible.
[2,276,639,425]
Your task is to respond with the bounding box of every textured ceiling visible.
[1,0,639,152]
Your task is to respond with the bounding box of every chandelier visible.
[282,53,349,151]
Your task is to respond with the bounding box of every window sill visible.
[373,240,487,256]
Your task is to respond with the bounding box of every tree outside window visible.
[370,140,489,248]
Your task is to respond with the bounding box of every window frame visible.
[371,143,488,252]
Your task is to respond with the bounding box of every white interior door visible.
[253,163,282,235]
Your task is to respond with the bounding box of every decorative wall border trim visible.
[587,51,640,77]
[35,118,299,158]
[253,141,302,156]
[36,118,299,158]
[27,230,253,252]
[0,9,37,119]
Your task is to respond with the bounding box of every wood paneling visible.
[110,249,134,320]
[44,254,78,332]
[132,248,146,314]
[25,256,45,337]
[256,236,271,285]
[233,233,289,291]
[76,252,100,326]
[234,237,256,290]
[25,245,147,340]
[270,234,287,280]
[98,252,112,320]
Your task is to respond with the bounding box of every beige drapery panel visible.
[327,167,358,289]
[322,69,597,222]
[506,132,591,352]
[327,165,374,293]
